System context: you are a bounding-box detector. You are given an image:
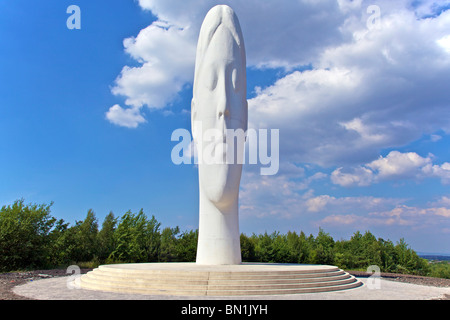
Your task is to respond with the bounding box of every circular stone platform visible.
[80,263,362,296]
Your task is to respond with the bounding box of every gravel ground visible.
[348,270,450,287]
[0,268,92,300]
[348,270,450,300]
[1,268,449,300]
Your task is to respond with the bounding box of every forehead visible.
[208,25,241,60]
[198,26,244,72]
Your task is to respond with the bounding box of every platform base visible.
[80,263,363,296]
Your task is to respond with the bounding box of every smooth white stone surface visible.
[192,5,248,265]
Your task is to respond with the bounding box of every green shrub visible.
[429,262,450,279]
[0,199,55,271]
[108,210,161,263]
[0,198,444,280]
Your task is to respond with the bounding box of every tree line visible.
[1,199,448,279]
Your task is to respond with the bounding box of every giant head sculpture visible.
[192,5,247,265]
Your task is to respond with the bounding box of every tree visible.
[379,238,397,272]
[313,228,335,265]
[175,229,198,262]
[296,231,311,264]
[160,226,180,262]
[430,262,450,279]
[240,233,256,262]
[48,218,72,266]
[0,197,436,278]
[394,238,430,275]
[145,214,162,262]
[272,233,290,263]
[254,232,276,262]
[0,199,55,271]
[285,231,301,263]
[79,209,99,261]
[108,210,161,263]
[344,231,367,269]
[361,231,382,267]
[97,212,117,262]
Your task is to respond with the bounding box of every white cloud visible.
[248,6,450,166]
[137,0,348,68]
[422,162,450,184]
[340,118,389,145]
[430,134,442,142]
[105,104,146,128]
[437,34,450,53]
[106,20,197,127]
[305,195,332,213]
[319,204,450,229]
[431,195,450,207]
[331,150,450,186]
[369,204,450,222]
[239,172,305,219]
[240,166,402,219]
[104,17,198,127]
[108,1,450,165]
[337,0,363,13]
[107,0,349,127]
[137,0,209,26]
[413,0,450,18]
[331,166,374,187]
[368,151,432,180]
[320,214,359,226]
[305,194,401,214]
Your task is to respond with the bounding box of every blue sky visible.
[1,0,450,254]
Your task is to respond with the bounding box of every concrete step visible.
[80,263,363,296]
[97,263,341,276]
[82,272,357,290]
[81,278,362,296]
[93,264,345,279]
[85,269,351,285]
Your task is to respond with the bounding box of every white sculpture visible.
[192,5,247,265]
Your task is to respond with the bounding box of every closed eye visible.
[206,71,218,91]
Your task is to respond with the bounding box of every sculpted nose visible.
[218,108,230,119]
[217,97,230,139]
[217,91,231,120]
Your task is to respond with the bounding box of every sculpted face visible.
[192,6,247,208]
